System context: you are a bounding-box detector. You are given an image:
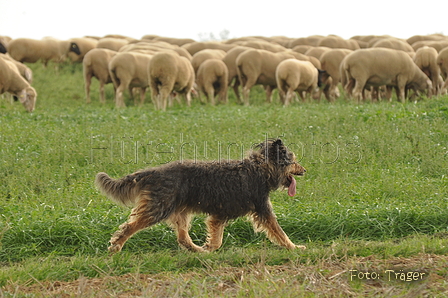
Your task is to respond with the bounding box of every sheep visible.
[148,51,195,111]
[372,38,414,53]
[0,54,33,83]
[413,46,440,96]
[0,36,11,54]
[305,46,331,60]
[317,35,360,50]
[196,59,228,105]
[96,38,128,51]
[236,49,296,105]
[182,41,236,56]
[0,57,37,112]
[276,59,320,105]
[108,52,152,108]
[319,49,353,101]
[343,48,432,103]
[436,47,448,91]
[222,46,251,101]
[7,38,69,66]
[83,48,117,103]
[191,49,226,75]
[68,37,98,62]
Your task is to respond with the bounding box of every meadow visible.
[0,62,447,297]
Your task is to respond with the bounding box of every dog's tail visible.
[95,172,139,207]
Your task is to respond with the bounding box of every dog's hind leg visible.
[108,196,163,253]
[252,211,306,250]
[167,210,205,252]
[202,215,227,252]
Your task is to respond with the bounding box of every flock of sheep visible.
[1,33,448,112]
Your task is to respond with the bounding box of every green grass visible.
[0,62,447,295]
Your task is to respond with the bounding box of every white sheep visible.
[196,59,228,105]
[0,57,37,112]
[7,38,69,66]
[222,46,251,101]
[343,48,432,102]
[276,59,319,105]
[0,53,33,83]
[148,51,195,111]
[108,52,153,108]
[191,49,226,75]
[437,47,448,91]
[236,49,296,105]
[319,49,353,101]
[83,48,117,103]
[96,38,128,52]
[413,46,440,96]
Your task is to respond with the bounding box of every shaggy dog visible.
[95,138,306,253]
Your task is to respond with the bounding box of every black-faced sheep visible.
[413,46,440,96]
[236,49,296,105]
[68,37,98,62]
[436,47,448,91]
[196,59,228,105]
[108,52,152,107]
[191,49,226,75]
[343,48,432,102]
[0,57,37,112]
[276,59,320,105]
[83,48,117,103]
[148,51,195,111]
[7,38,69,66]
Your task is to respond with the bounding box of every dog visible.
[95,138,306,253]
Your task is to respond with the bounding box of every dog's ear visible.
[273,139,283,146]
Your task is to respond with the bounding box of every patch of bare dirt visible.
[1,253,447,297]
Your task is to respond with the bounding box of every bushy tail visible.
[95,172,140,207]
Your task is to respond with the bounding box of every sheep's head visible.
[69,42,81,55]
[18,87,37,112]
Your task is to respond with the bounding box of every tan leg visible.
[252,210,306,250]
[202,216,227,252]
[167,211,204,252]
[108,198,156,253]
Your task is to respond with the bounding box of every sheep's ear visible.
[17,90,27,103]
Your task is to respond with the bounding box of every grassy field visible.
[0,62,447,297]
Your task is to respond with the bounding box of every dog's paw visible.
[108,243,122,254]
[295,245,306,250]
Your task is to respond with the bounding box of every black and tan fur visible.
[95,139,306,253]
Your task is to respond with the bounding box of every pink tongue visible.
[288,176,296,197]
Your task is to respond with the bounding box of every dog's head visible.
[250,139,306,196]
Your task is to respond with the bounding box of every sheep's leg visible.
[84,72,92,103]
[232,79,241,103]
[99,81,106,104]
[265,85,273,103]
[115,83,128,108]
[139,87,146,106]
[352,78,366,103]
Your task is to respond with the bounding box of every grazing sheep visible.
[0,57,37,112]
[68,37,98,62]
[413,46,440,96]
[109,52,152,107]
[343,48,432,102]
[319,49,352,101]
[83,48,117,103]
[196,59,228,105]
[0,54,33,83]
[276,59,320,105]
[317,35,360,50]
[236,49,296,105]
[7,38,69,66]
[148,51,195,111]
[436,47,448,90]
[97,38,128,51]
[372,38,414,53]
[191,49,226,74]
[305,46,331,60]
[222,46,251,101]
[182,42,236,56]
